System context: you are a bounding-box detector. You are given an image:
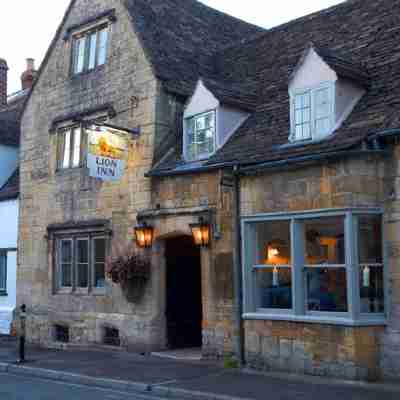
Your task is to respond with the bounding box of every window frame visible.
[57,125,86,171]
[0,251,7,294]
[71,24,109,76]
[184,110,217,162]
[242,208,387,326]
[289,82,335,143]
[55,234,108,295]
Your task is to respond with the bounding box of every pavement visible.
[0,373,161,400]
[0,338,400,400]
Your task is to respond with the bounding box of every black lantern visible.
[190,218,211,247]
[135,223,154,248]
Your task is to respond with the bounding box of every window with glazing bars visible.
[57,127,84,170]
[58,236,106,291]
[72,25,109,75]
[185,111,216,161]
[291,85,333,142]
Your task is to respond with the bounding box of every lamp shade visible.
[135,223,154,248]
[190,220,210,247]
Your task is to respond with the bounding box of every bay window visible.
[243,209,386,324]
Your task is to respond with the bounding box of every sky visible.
[1,0,345,94]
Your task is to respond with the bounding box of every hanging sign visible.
[87,125,128,181]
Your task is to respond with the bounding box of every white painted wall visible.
[335,79,365,128]
[218,106,249,148]
[289,48,337,92]
[0,199,18,334]
[0,145,18,189]
[184,80,220,119]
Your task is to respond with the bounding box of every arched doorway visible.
[165,235,202,349]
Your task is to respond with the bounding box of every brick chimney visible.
[0,58,8,107]
[21,58,38,90]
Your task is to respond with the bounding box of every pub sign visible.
[87,125,129,181]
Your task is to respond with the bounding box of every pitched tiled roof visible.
[0,89,27,147]
[0,168,19,201]
[151,0,400,175]
[124,0,264,91]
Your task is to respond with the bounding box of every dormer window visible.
[185,111,216,161]
[72,25,109,75]
[290,84,334,142]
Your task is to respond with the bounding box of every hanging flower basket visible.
[105,243,151,287]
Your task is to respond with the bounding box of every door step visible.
[151,348,202,361]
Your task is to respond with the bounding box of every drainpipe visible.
[232,164,245,366]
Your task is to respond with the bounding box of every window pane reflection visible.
[305,217,345,265]
[255,267,292,309]
[306,267,348,312]
[360,265,384,313]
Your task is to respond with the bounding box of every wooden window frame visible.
[55,235,107,295]
[0,251,7,294]
[242,208,387,326]
[289,82,335,143]
[71,24,109,75]
[184,110,216,161]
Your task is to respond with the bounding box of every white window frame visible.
[289,82,335,143]
[58,126,84,170]
[184,110,217,161]
[242,208,387,326]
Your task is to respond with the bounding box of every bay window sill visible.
[243,312,387,327]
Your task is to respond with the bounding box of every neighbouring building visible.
[17,0,400,381]
[0,58,34,333]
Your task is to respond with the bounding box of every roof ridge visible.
[214,0,350,56]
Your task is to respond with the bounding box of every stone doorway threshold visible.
[151,347,202,361]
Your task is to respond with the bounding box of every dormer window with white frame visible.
[185,111,216,161]
[290,83,334,143]
[183,79,250,163]
[288,45,368,145]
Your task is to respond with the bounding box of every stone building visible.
[18,0,262,354]
[18,0,400,381]
[0,58,33,333]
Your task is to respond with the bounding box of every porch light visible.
[190,218,211,247]
[135,223,154,248]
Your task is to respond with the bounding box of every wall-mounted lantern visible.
[135,222,154,248]
[190,217,211,247]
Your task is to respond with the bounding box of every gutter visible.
[146,161,239,178]
[238,149,388,176]
[367,128,400,143]
[232,164,244,366]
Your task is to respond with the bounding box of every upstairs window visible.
[72,26,109,75]
[57,127,84,170]
[185,111,216,161]
[290,84,334,142]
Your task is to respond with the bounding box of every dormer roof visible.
[314,46,370,88]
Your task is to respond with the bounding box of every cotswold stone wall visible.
[150,172,236,358]
[240,155,397,380]
[19,0,160,350]
[381,143,400,380]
